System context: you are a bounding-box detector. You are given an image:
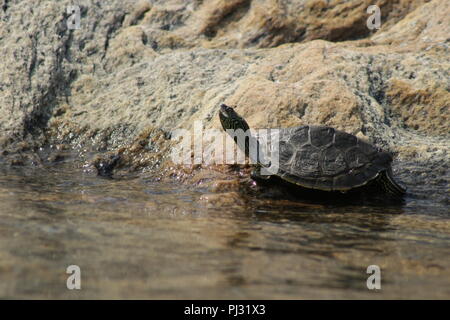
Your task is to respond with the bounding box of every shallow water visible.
[0,165,448,299]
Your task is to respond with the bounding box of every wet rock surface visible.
[0,0,448,201]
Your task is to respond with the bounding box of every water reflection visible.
[0,166,448,299]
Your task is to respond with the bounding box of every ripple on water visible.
[0,166,448,299]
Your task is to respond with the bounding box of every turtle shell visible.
[271,125,393,191]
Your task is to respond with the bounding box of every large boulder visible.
[0,0,448,198]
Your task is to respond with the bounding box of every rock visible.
[372,0,449,48]
[93,153,122,177]
[0,0,448,199]
[177,0,430,48]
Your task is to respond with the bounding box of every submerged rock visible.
[0,0,448,198]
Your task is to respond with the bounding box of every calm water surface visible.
[0,165,448,299]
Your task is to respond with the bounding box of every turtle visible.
[218,104,406,196]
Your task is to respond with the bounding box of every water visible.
[0,165,448,299]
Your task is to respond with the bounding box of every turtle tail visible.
[377,169,406,196]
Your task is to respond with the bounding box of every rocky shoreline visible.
[0,0,448,199]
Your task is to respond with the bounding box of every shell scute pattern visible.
[275,125,392,191]
[278,140,295,168]
[293,146,322,178]
[345,147,370,168]
[333,130,357,150]
[310,126,335,148]
[288,126,310,146]
[321,146,347,176]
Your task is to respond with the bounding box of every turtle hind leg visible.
[377,169,406,196]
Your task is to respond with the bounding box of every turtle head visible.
[219,104,250,132]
